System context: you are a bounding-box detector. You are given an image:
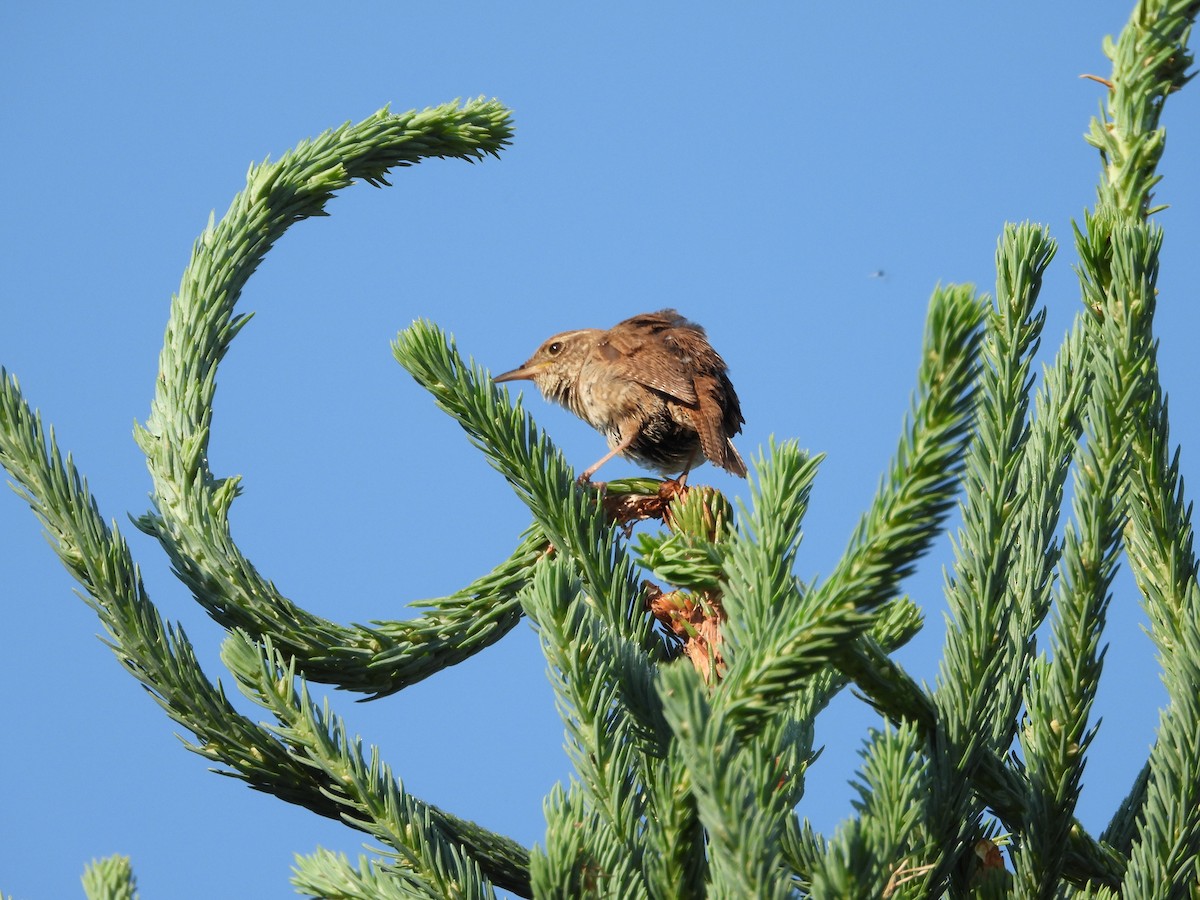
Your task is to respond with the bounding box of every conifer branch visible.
[518,558,657,896]
[1073,211,1177,893]
[224,634,502,899]
[791,597,926,739]
[639,750,710,898]
[816,284,987,616]
[1071,3,1200,893]
[808,724,935,898]
[652,284,986,897]
[1104,220,1200,896]
[1117,393,1200,892]
[0,369,531,897]
[913,226,1057,892]
[533,782,653,900]
[1011,320,1117,893]
[657,663,793,900]
[1105,2,1200,872]
[718,442,838,731]
[81,854,138,900]
[1086,0,1198,218]
[291,849,445,900]
[720,285,986,746]
[132,100,516,698]
[796,248,1120,890]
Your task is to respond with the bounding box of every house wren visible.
[495,309,746,482]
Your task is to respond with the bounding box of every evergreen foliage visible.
[2,4,1199,896]
[81,855,138,900]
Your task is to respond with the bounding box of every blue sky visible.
[3,3,1199,897]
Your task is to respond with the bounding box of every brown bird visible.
[495,309,746,482]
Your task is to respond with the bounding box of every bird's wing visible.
[596,310,704,404]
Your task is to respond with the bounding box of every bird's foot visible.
[577,471,605,490]
[658,478,689,503]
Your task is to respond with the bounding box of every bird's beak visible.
[494,362,540,383]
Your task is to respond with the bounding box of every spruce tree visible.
[3,3,1199,896]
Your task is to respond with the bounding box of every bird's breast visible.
[578,368,662,432]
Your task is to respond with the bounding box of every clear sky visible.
[3,3,1199,897]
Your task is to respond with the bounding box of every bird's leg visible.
[671,448,700,487]
[653,449,698,508]
[578,432,639,484]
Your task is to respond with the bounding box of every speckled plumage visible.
[495,309,746,481]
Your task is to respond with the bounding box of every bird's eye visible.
[547,342,563,355]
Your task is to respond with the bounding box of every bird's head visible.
[494,329,597,412]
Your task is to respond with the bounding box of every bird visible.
[494,309,746,483]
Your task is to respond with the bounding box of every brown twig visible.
[601,479,690,535]
[644,582,726,682]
